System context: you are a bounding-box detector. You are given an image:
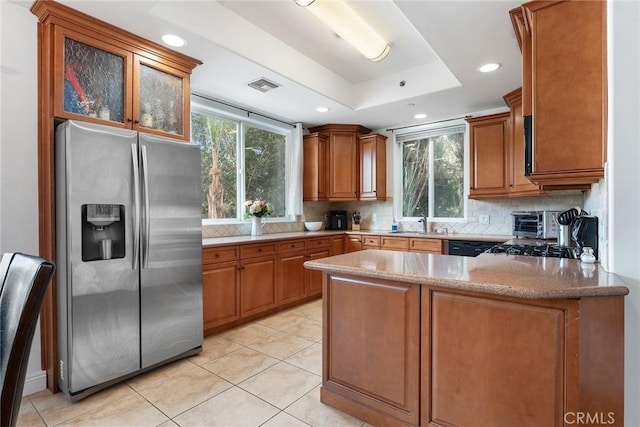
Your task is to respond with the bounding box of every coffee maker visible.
[327,210,348,230]
[571,215,598,259]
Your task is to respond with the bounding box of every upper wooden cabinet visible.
[359,133,387,201]
[303,132,328,201]
[468,89,545,199]
[468,112,511,198]
[306,124,372,201]
[504,88,545,197]
[33,0,201,140]
[510,0,606,186]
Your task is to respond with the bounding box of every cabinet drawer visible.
[278,239,307,253]
[203,246,239,264]
[362,236,381,247]
[381,236,409,251]
[409,238,442,253]
[307,237,330,249]
[241,243,277,258]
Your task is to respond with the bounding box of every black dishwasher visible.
[447,240,503,257]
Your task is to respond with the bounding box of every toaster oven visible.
[511,211,560,239]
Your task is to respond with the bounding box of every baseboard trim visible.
[23,370,47,396]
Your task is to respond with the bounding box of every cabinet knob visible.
[258,248,262,252]
[127,118,133,123]
[215,253,220,258]
[134,119,140,124]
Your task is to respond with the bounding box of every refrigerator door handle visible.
[141,145,150,269]
[131,143,140,270]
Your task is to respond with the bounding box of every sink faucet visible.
[417,207,428,233]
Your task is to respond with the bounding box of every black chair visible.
[0,253,55,427]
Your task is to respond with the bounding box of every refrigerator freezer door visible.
[57,121,140,393]
[139,133,203,368]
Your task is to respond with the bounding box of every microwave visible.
[511,211,560,239]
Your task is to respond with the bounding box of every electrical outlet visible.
[372,213,377,223]
[479,214,490,224]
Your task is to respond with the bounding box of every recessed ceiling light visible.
[414,113,427,119]
[478,62,501,73]
[316,107,330,113]
[162,34,186,47]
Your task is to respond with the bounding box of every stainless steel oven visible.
[511,211,560,239]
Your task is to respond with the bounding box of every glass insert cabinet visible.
[53,27,192,139]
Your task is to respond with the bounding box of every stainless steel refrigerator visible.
[55,120,203,400]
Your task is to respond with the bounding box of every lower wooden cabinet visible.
[203,235,333,334]
[426,291,564,426]
[239,254,277,318]
[277,238,330,304]
[380,236,409,251]
[409,238,443,254]
[277,248,307,305]
[306,246,329,296]
[202,259,240,331]
[319,273,624,427]
[322,274,420,426]
[345,235,362,253]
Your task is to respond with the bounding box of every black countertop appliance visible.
[327,210,348,230]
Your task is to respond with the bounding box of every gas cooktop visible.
[486,243,579,259]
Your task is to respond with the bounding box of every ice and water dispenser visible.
[81,204,125,261]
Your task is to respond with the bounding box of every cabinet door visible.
[330,236,345,256]
[525,1,606,184]
[303,133,328,201]
[54,27,132,126]
[202,260,240,332]
[277,251,307,305]
[359,134,387,201]
[424,291,565,426]
[381,236,409,251]
[240,255,277,318]
[329,132,358,200]
[324,275,420,425]
[133,56,190,139]
[345,235,362,253]
[468,113,510,198]
[409,238,442,254]
[306,248,330,297]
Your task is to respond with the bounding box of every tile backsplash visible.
[203,192,586,238]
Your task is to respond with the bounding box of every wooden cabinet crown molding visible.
[308,123,372,135]
[30,0,202,72]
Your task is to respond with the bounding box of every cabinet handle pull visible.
[134,119,140,124]
[127,118,133,123]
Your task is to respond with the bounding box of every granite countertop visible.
[304,249,630,299]
[203,230,511,247]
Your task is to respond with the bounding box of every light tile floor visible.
[17,299,370,427]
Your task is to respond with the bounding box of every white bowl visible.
[304,221,323,231]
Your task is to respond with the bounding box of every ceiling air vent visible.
[247,78,281,93]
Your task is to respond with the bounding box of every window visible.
[191,105,292,222]
[394,123,466,220]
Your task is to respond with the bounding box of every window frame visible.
[191,102,295,225]
[392,119,469,224]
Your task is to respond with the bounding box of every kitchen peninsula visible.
[305,250,628,427]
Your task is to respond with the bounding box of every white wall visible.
[0,1,44,395]
[608,1,640,425]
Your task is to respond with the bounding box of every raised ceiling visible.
[51,0,523,130]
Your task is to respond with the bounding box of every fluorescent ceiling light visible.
[295,0,391,62]
[478,62,501,73]
[162,34,186,47]
[316,107,330,112]
[414,113,427,119]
